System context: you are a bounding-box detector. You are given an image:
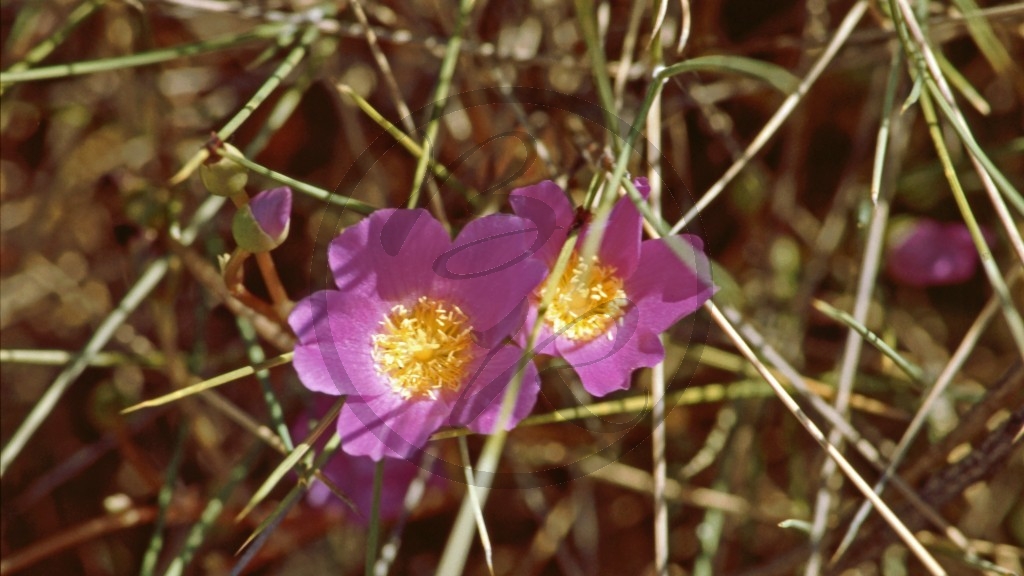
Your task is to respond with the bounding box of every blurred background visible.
[1,0,1022,574]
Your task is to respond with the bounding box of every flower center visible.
[371,296,476,400]
[541,252,627,342]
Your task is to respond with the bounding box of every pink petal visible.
[338,392,451,461]
[633,177,651,196]
[481,299,531,352]
[626,235,716,335]
[581,178,649,277]
[249,186,292,240]
[509,180,573,266]
[293,398,425,522]
[516,303,559,356]
[290,290,390,397]
[556,306,665,396]
[328,209,451,300]
[434,214,547,346]
[448,344,540,433]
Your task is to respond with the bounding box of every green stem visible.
[890,0,1023,214]
[236,317,293,451]
[0,18,320,479]
[122,352,295,414]
[234,432,342,572]
[219,146,376,214]
[813,300,926,383]
[574,0,619,149]
[172,23,323,187]
[667,0,869,235]
[458,436,493,573]
[1,0,107,95]
[706,303,947,576]
[164,444,260,576]
[870,43,904,204]
[917,89,1024,358]
[0,257,168,477]
[575,78,660,271]
[366,460,384,576]
[218,24,318,139]
[0,23,284,84]
[140,423,189,576]
[406,0,475,208]
[235,397,346,522]
[0,348,162,368]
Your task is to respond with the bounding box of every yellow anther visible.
[371,296,475,400]
[541,252,627,342]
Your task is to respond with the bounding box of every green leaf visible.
[658,55,800,94]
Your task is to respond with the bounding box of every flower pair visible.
[290,180,715,461]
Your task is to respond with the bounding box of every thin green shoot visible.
[406,0,476,209]
[366,460,385,576]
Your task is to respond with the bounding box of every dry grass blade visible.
[458,436,494,576]
[122,353,294,414]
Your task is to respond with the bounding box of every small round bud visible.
[232,187,292,252]
[200,143,248,197]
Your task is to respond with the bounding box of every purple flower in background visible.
[233,186,292,252]
[510,179,716,397]
[307,451,421,522]
[886,219,988,287]
[289,209,547,461]
[292,398,423,523]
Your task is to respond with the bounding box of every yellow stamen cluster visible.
[371,296,475,400]
[542,252,627,342]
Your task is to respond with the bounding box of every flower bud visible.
[233,187,292,252]
[200,143,248,197]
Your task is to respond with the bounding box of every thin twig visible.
[347,0,450,231]
[647,30,671,576]
[170,23,321,186]
[459,437,494,575]
[806,126,893,575]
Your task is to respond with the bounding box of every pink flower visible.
[510,179,715,396]
[886,219,988,287]
[289,209,547,461]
